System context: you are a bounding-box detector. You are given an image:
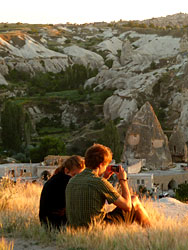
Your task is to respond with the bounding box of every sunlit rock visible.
[169,126,187,162]
[122,102,172,170]
[63,45,104,69]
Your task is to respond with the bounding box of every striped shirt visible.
[65,168,120,228]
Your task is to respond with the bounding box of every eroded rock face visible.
[63,45,104,69]
[122,102,172,170]
[169,127,187,163]
[0,73,8,85]
[97,37,122,55]
[103,92,138,122]
[120,39,134,66]
[178,89,188,142]
[180,34,188,53]
[0,34,69,77]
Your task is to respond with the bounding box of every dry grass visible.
[0,237,14,250]
[0,178,188,250]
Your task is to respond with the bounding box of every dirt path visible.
[2,237,62,250]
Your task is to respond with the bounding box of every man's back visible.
[65,168,120,228]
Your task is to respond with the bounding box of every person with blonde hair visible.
[39,155,85,230]
[66,144,150,229]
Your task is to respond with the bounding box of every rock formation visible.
[63,45,104,69]
[121,102,172,170]
[97,37,122,55]
[1,18,188,157]
[0,33,69,85]
[103,91,138,121]
[169,127,188,162]
[120,39,134,66]
[180,34,188,53]
[178,89,188,142]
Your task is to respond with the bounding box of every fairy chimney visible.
[121,102,172,170]
[169,127,187,163]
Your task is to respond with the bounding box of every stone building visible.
[121,101,172,170]
[128,173,154,192]
[153,170,188,191]
[169,127,188,162]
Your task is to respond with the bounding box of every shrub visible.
[5,69,31,84]
[26,64,98,95]
[105,59,113,68]
[29,136,66,163]
[138,185,147,194]
[12,152,28,163]
[150,61,157,70]
[175,183,188,202]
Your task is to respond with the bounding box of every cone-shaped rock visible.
[169,127,187,163]
[121,102,172,170]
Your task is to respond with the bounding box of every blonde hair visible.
[54,155,85,175]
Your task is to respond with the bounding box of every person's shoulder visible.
[101,177,115,189]
[68,174,79,183]
[54,172,70,179]
[45,173,71,186]
[68,170,88,185]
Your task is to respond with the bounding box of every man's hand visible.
[113,165,132,211]
[103,165,114,179]
[116,165,127,181]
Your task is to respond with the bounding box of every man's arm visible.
[113,166,132,211]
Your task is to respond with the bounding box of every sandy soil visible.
[3,237,60,250]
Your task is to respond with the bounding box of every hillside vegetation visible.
[0,13,188,163]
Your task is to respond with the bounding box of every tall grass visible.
[0,178,188,249]
[0,237,14,250]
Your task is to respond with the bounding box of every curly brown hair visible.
[54,155,85,175]
[85,143,112,170]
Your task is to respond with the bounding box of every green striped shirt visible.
[65,168,120,227]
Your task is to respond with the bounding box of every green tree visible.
[30,136,66,163]
[175,183,188,202]
[26,64,98,95]
[1,101,25,152]
[99,120,122,162]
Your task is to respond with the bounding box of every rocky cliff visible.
[0,14,188,163]
[122,102,172,170]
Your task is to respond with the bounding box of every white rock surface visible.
[97,37,122,55]
[120,32,180,70]
[0,35,69,74]
[0,73,8,85]
[178,101,188,142]
[63,45,104,69]
[130,32,180,58]
[103,94,138,121]
[152,197,188,219]
[56,36,67,44]
[0,35,66,59]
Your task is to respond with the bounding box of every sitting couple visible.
[39,144,151,230]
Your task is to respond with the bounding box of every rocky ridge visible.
[0,13,188,161]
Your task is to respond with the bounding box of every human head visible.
[54,155,85,177]
[85,143,112,170]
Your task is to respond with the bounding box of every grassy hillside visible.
[0,180,188,250]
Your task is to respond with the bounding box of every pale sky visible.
[1,0,188,24]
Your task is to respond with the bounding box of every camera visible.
[110,164,120,172]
